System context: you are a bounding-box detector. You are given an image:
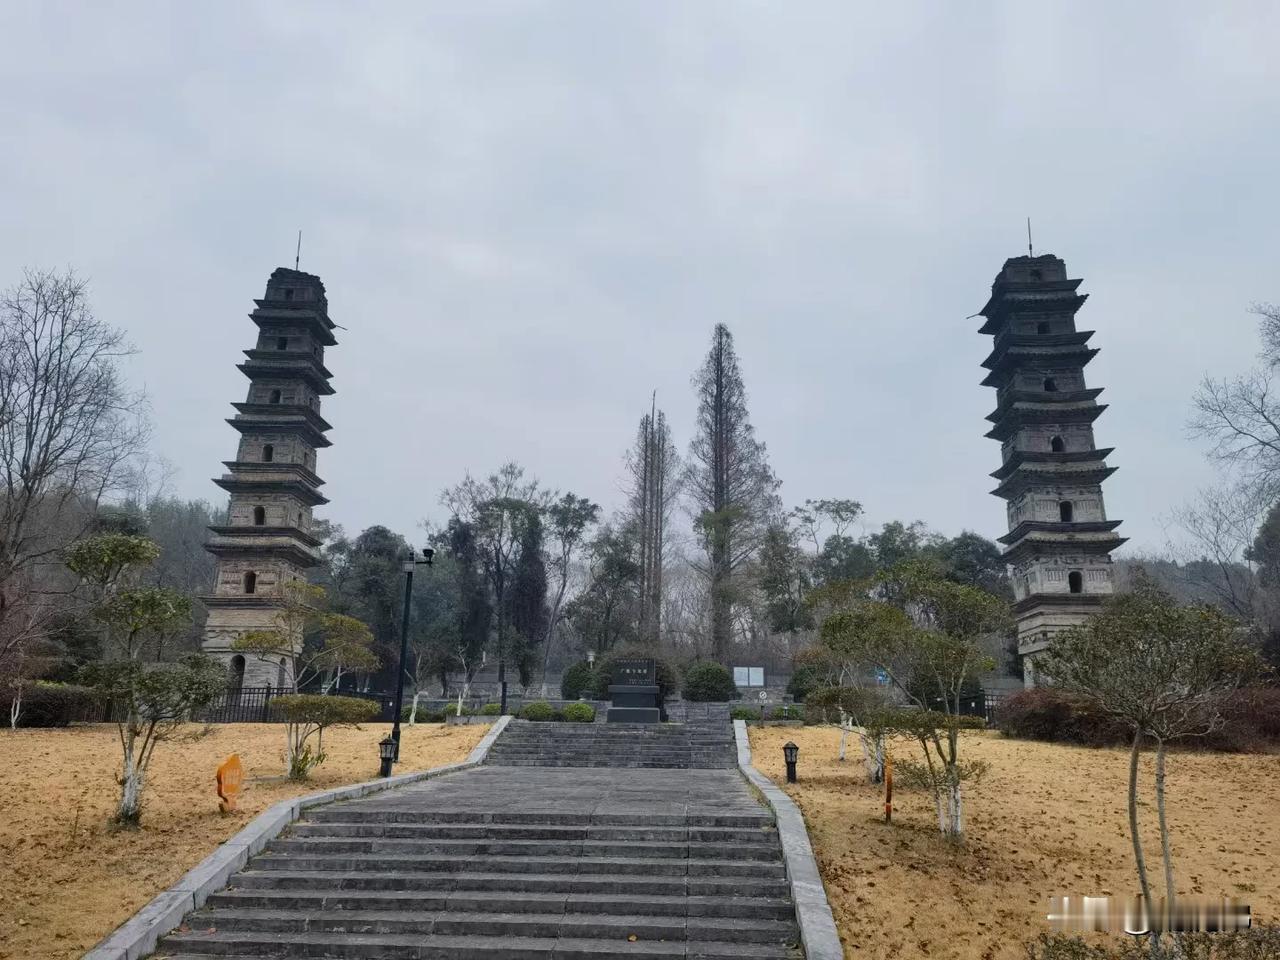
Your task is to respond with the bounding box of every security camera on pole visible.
[384,547,434,775]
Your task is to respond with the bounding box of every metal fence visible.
[58,685,400,725]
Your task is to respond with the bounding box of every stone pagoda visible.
[977,254,1125,685]
[201,268,336,688]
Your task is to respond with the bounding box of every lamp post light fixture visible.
[378,735,397,778]
[783,741,799,784]
[388,547,435,771]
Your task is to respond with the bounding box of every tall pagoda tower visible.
[977,254,1125,685]
[201,268,337,687]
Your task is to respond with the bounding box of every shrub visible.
[771,705,801,720]
[561,702,595,723]
[1204,686,1280,751]
[560,661,595,701]
[270,694,380,779]
[520,700,560,722]
[730,706,762,721]
[682,662,739,702]
[479,703,502,716]
[786,664,824,703]
[993,688,1129,747]
[589,645,679,702]
[440,702,472,717]
[6,682,100,727]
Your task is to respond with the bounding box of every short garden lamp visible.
[378,734,397,778]
[783,741,799,784]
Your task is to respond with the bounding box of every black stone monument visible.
[606,657,661,723]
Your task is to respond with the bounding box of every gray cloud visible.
[3,1,1278,553]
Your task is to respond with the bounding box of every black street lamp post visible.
[783,741,799,784]
[387,547,434,772]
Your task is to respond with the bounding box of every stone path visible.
[153,764,802,959]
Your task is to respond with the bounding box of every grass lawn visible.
[748,726,1279,960]
[0,720,489,960]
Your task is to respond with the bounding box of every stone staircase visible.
[483,719,737,769]
[151,766,799,960]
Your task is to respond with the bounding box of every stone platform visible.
[483,719,737,769]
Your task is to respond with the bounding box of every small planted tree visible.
[67,534,225,827]
[232,582,380,777]
[821,565,1009,839]
[803,685,892,782]
[270,693,380,779]
[1039,578,1257,954]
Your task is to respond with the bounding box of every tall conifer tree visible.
[686,324,780,660]
[626,394,681,646]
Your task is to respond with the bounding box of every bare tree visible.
[686,324,780,660]
[538,492,598,695]
[626,396,681,646]
[1165,482,1264,620]
[0,269,148,675]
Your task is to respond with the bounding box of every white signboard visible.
[733,666,765,687]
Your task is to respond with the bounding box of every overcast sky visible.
[4,2,1279,556]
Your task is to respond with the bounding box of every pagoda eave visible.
[1002,535,1129,565]
[991,465,1119,499]
[230,403,333,433]
[205,540,321,568]
[991,447,1116,480]
[986,387,1105,422]
[980,331,1095,369]
[237,362,335,395]
[980,347,1100,386]
[250,310,338,346]
[997,519,1124,545]
[221,460,325,487]
[1012,593,1106,616]
[213,476,330,506]
[207,524,324,548]
[225,417,332,448]
[984,406,1109,442]
[242,349,335,380]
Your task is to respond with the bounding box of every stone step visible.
[247,853,787,879]
[187,908,797,944]
[228,870,792,899]
[304,810,772,828]
[289,822,773,843]
[207,888,796,920]
[265,836,780,861]
[158,931,793,959]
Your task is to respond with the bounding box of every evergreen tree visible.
[686,324,780,660]
[626,395,681,646]
[507,510,549,686]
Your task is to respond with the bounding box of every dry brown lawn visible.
[748,726,1280,960]
[0,721,489,960]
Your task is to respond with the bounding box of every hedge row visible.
[994,686,1280,752]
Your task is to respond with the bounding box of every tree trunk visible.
[115,718,144,827]
[1127,729,1161,955]
[1155,738,1177,936]
[947,775,963,839]
[408,690,420,725]
[9,688,20,729]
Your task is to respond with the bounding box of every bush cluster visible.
[479,703,503,716]
[560,661,595,701]
[5,682,101,727]
[994,686,1280,752]
[682,662,739,702]
[561,702,595,723]
[730,706,762,721]
[520,700,559,722]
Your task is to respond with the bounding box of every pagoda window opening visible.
[1044,376,1058,392]
[243,571,257,594]
[1037,321,1051,334]
[1030,269,1043,281]
[268,389,281,404]
[253,505,266,526]
[1068,571,1084,594]
[1059,500,1074,522]
[262,444,274,462]
[1050,435,1065,452]
[284,288,294,301]
[276,336,288,350]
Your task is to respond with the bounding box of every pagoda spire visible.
[976,254,1125,686]
[200,268,338,688]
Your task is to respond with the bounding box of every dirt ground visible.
[0,721,489,960]
[748,726,1279,959]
